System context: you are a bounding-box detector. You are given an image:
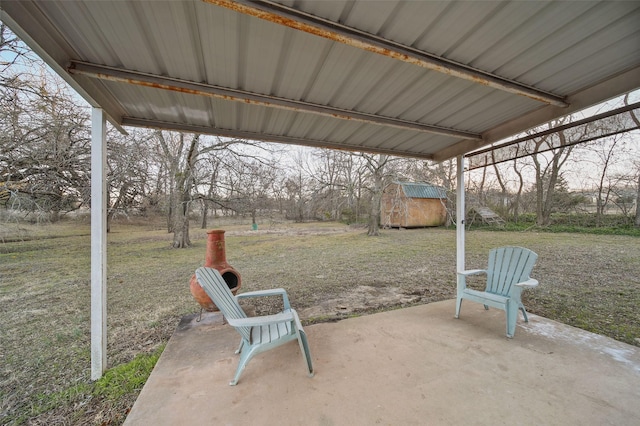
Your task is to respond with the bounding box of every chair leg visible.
[506,302,518,338]
[519,304,529,323]
[297,329,314,377]
[235,339,245,355]
[230,345,257,386]
[455,297,463,319]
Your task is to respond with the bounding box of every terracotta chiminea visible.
[189,229,241,311]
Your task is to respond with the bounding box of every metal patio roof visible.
[2,0,639,161]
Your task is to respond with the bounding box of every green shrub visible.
[468,213,639,237]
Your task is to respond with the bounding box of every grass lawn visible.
[1,217,639,425]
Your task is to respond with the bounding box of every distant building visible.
[381,182,448,228]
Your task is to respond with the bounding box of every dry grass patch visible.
[1,218,638,425]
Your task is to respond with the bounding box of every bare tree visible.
[218,150,280,226]
[588,132,628,224]
[153,130,270,246]
[341,153,369,223]
[1,24,37,94]
[153,131,202,247]
[0,69,91,221]
[307,150,370,222]
[625,96,640,227]
[363,153,389,236]
[106,129,153,231]
[2,25,158,228]
[283,148,313,221]
[527,120,590,226]
[198,153,222,229]
[284,171,306,221]
[582,94,640,226]
[477,145,529,221]
[404,158,456,191]
[507,146,528,222]
[635,160,640,227]
[635,165,640,228]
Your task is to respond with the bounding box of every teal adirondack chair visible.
[195,267,314,385]
[455,246,538,338]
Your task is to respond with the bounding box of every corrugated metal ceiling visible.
[2,0,639,160]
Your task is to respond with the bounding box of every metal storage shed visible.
[1,0,639,378]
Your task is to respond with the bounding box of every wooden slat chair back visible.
[195,267,314,385]
[455,246,539,338]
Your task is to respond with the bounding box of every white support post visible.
[91,108,107,380]
[456,155,465,274]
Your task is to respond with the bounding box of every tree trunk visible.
[201,161,220,229]
[513,167,524,222]
[541,153,562,226]
[167,203,174,233]
[172,201,191,248]
[492,152,508,217]
[201,199,209,229]
[107,183,129,233]
[171,135,199,248]
[367,154,387,236]
[368,188,382,236]
[532,130,573,226]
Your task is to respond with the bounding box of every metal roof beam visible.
[476,101,640,156]
[206,0,569,108]
[68,60,480,141]
[466,101,640,170]
[121,117,435,160]
[433,66,640,161]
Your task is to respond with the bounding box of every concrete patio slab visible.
[124,300,639,425]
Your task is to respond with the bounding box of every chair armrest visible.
[515,278,539,288]
[458,269,487,276]
[236,288,291,310]
[290,308,304,331]
[226,310,294,328]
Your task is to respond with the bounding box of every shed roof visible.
[393,182,447,200]
[2,0,639,160]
